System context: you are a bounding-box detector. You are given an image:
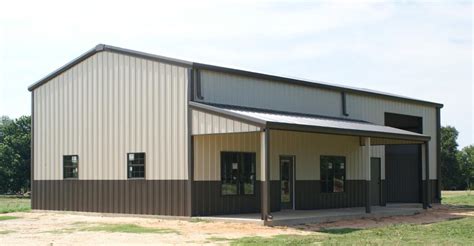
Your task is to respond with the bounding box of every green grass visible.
[231,217,474,245]
[230,192,474,245]
[442,191,474,208]
[0,230,14,235]
[0,215,20,221]
[80,224,178,234]
[0,196,31,213]
[189,218,211,223]
[207,237,232,242]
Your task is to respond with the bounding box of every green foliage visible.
[0,115,31,194]
[457,145,474,190]
[0,196,31,213]
[80,223,178,234]
[440,126,464,190]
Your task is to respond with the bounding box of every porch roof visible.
[189,102,431,144]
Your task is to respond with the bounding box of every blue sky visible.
[0,0,472,148]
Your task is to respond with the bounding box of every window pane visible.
[241,153,255,195]
[320,155,345,193]
[221,152,238,195]
[63,155,78,179]
[221,152,256,195]
[127,153,145,178]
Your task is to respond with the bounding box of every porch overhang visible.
[189,102,431,144]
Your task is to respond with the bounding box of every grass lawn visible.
[442,190,474,208]
[80,223,178,234]
[0,215,20,221]
[0,196,30,213]
[230,191,474,245]
[231,218,474,245]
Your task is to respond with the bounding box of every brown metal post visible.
[261,129,271,221]
[425,142,430,208]
[365,137,371,213]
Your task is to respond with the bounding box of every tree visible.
[440,126,462,190]
[0,115,31,194]
[457,145,474,190]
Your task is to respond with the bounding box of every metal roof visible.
[190,102,431,142]
[27,44,443,108]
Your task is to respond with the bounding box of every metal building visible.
[28,44,442,221]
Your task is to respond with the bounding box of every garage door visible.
[385,113,422,203]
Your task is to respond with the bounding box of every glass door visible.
[280,156,295,209]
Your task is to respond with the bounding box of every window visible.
[221,152,256,195]
[63,155,78,179]
[320,156,346,193]
[127,153,145,178]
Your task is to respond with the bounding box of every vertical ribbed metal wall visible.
[193,132,261,181]
[33,51,189,180]
[191,109,260,135]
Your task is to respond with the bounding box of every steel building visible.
[28,44,442,221]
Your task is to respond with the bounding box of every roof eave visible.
[266,122,431,142]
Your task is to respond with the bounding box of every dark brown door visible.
[280,156,294,210]
[371,158,381,205]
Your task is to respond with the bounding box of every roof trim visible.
[189,102,431,142]
[27,44,443,108]
[267,122,430,142]
[193,63,443,108]
[28,44,192,91]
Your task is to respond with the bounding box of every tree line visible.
[0,115,473,194]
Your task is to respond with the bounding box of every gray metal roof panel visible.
[190,102,431,142]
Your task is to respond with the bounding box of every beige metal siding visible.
[198,70,342,117]
[192,130,382,182]
[197,70,437,180]
[191,109,261,135]
[270,130,383,181]
[33,51,189,180]
[346,94,437,179]
[193,132,261,181]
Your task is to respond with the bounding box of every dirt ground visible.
[1,204,473,245]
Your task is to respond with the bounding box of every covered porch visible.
[190,102,432,223]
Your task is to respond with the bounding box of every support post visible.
[365,137,371,213]
[424,142,430,209]
[261,129,271,221]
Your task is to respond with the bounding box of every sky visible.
[0,0,472,148]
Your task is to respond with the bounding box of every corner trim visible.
[436,108,441,200]
[30,92,34,202]
[187,68,193,216]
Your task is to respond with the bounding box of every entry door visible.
[370,158,381,205]
[280,156,295,210]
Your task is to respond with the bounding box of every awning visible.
[189,102,430,144]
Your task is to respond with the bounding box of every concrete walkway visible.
[199,203,423,226]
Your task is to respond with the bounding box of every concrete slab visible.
[198,204,424,226]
